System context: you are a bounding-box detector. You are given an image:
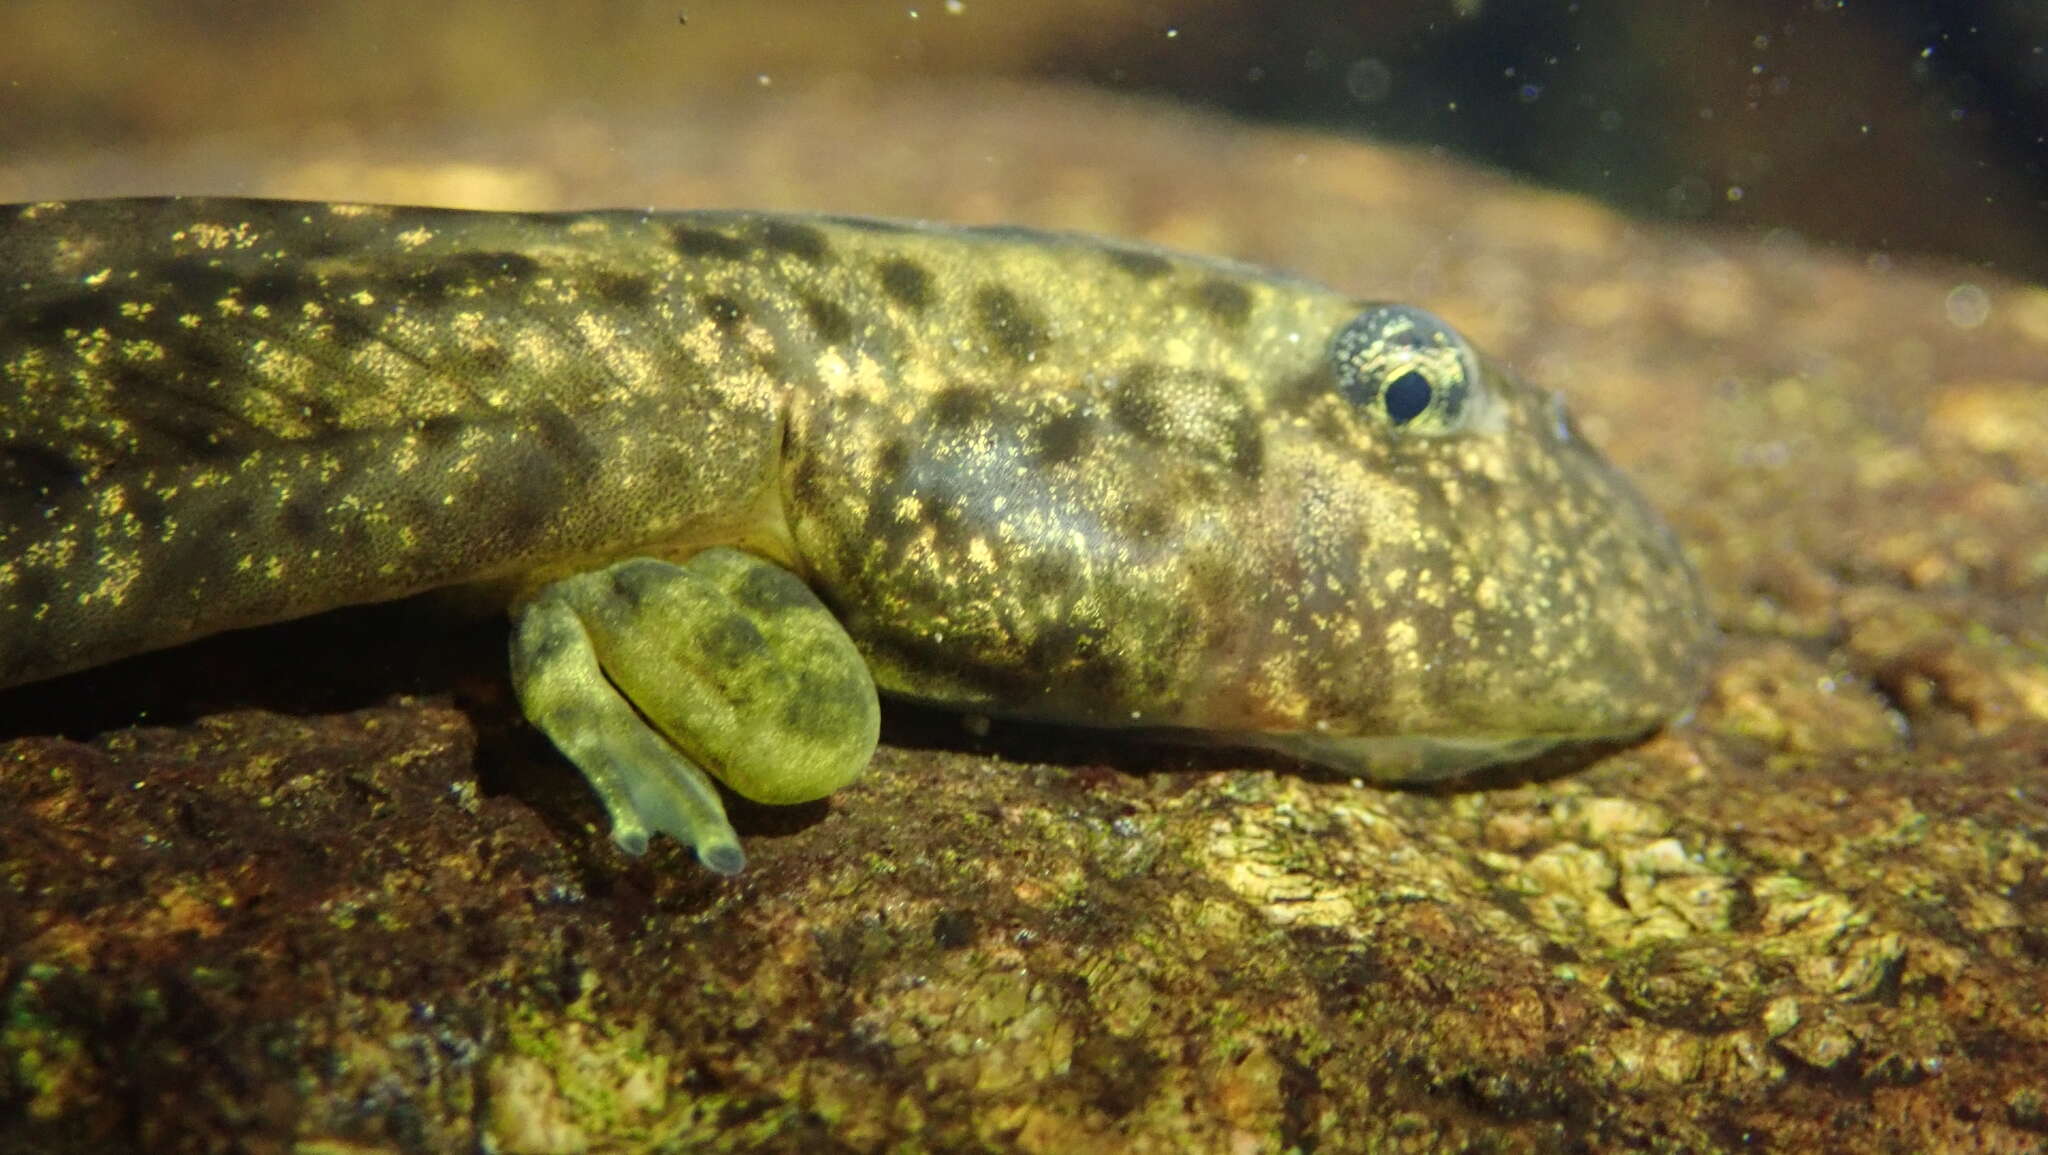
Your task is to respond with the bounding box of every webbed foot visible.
[509,548,879,873]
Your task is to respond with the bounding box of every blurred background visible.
[1,0,2043,280]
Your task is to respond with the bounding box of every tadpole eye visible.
[1329,305,1486,437]
[1383,370,1433,426]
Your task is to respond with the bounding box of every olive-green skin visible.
[0,198,1711,870]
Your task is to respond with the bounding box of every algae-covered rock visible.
[4,83,2047,1153]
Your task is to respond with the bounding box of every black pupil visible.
[1384,371,1433,425]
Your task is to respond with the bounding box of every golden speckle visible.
[1384,620,1419,653]
[184,221,257,250]
[1474,575,1503,611]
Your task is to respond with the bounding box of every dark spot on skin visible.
[154,257,243,309]
[863,490,922,555]
[671,226,752,262]
[877,259,933,312]
[1304,653,1394,729]
[113,367,254,457]
[799,666,875,740]
[928,385,992,428]
[402,264,461,302]
[242,270,308,309]
[832,387,873,418]
[322,274,382,316]
[12,291,122,340]
[6,567,57,617]
[732,562,814,615]
[789,451,824,508]
[516,610,574,665]
[302,394,341,428]
[418,414,467,448]
[1023,619,1110,686]
[1031,410,1094,465]
[924,496,971,548]
[128,381,269,459]
[0,441,84,493]
[591,272,653,308]
[973,285,1049,364]
[210,495,257,534]
[874,438,909,479]
[466,344,511,374]
[1128,611,1198,701]
[526,402,605,480]
[778,691,833,740]
[448,251,542,280]
[394,494,440,533]
[281,495,325,540]
[1116,500,1175,541]
[1191,279,1253,329]
[1074,652,1130,699]
[800,294,854,345]
[299,232,352,260]
[127,487,169,534]
[604,560,667,610]
[157,327,235,376]
[1109,364,1172,441]
[701,293,748,336]
[494,471,560,540]
[1106,248,1174,280]
[1018,552,1078,598]
[700,612,771,667]
[324,511,372,551]
[759,220,831,264]
[865,628,1033,700]
[1109,363,1265,482]
[472,407,582,540]
[1183,555,1243,627]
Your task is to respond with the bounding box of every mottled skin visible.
[0,198,1711,871]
